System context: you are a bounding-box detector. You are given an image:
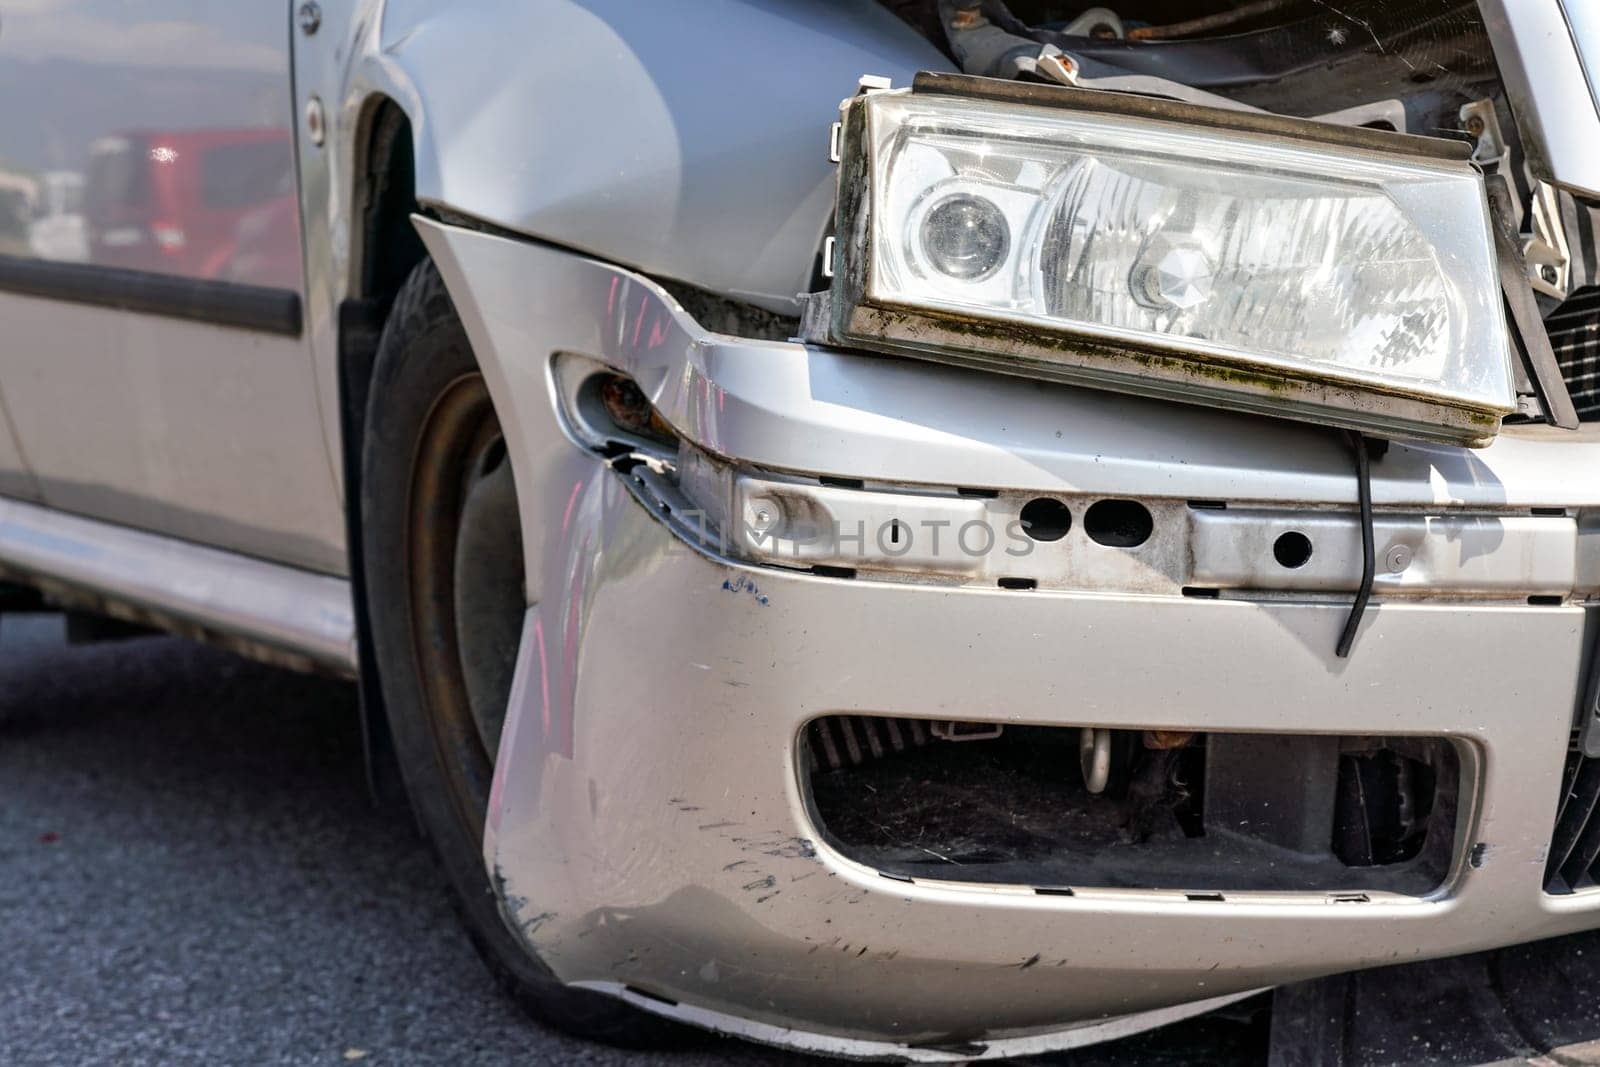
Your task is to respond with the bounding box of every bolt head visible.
[746,498,781,536]
[297,0,322,34]
[1541,264,1560,285]
[1384,544,1413,573]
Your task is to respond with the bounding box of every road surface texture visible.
[3,611,1600,1066]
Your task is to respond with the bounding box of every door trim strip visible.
[0,255,303,335]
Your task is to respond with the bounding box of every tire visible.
[360,259,680,1046]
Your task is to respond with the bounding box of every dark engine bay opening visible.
[804,717,1459,895]
[880,0,1499,123]
[875,1,1600,421]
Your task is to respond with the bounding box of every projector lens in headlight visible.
[920,192,1010,279]
[817,77,1518,446]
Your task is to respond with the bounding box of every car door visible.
[0,0,344,574]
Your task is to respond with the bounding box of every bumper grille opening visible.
[1545,746,1600,894]
[1545,286,1600,421]
[803,718,1459,895]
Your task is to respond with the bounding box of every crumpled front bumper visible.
[418,217,1600,1060]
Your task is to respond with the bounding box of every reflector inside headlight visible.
[816,78,1517,446]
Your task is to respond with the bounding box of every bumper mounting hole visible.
[1274,531,1314,569]
[1084,499,1152,547]
[1019,497,1072,542]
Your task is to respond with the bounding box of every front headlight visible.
[812,75,1517,446]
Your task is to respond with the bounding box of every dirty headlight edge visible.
[810,82,1517,448]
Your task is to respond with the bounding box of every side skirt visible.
[0,496,356,677]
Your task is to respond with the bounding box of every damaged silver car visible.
[2,0,1599,1059]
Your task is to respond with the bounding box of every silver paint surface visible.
[0,291,346,573]
[0,0,1597,1055]
[288,0,950,498]
[1481,0,1600,198]
[0,0,344,568]
[375,0,945,313]
[422,218,1600,1056]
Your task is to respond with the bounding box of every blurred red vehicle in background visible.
[85,128,299,288]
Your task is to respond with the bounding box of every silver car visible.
[2,0,1599,1060]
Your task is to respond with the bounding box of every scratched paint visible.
[721,574,769,606]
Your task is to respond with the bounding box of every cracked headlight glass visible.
[815,80,1517,446]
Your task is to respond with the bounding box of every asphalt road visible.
[0,615,1268,1066]
[15,613,1600,1066]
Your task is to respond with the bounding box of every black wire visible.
[1336,430,1374,658]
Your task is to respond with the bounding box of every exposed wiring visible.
[1336,429,1374,658]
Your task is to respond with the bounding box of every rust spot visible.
[598,374,677,442]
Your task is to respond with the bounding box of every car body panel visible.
[0,0,343,572]
[289,0,951,501]
[0,293,345,571]
[1481,0,1600,198]
[420,216,1600,1057]
[83,127,300,288]
[0,387,39,503]
[372,0,947,314]
[2,0,1599,1058]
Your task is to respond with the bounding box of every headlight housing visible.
[808,74,1517,447]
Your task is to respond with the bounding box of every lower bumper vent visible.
[803,716,1459,895]
[1546,747,1600,893]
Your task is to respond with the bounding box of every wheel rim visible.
[406,374,525,831]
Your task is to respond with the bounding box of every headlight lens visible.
[919,192,1010,279]
[820,85,1518,446]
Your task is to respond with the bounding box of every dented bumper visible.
[419,217,1600,1059]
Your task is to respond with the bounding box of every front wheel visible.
[360,259,679,1046]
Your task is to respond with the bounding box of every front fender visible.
[362,0,948,314]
